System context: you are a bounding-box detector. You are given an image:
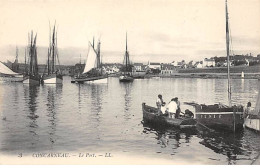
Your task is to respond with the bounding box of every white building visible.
[203,58,215,67]
[148,62,161,70]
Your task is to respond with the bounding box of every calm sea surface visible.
[0,76,260,164]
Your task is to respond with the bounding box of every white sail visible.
[252,80,260,115]
[0,61,19,75]
[83,43,97,74]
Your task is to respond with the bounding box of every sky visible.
[0,0,260,65]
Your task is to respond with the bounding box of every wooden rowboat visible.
[142,103,197,129]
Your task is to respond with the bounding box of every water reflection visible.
[23,85,40,145]
[197,129,246,165]
[120,83,133,120]
[44,85,63,146]
[1,77,260,164]
[89,84,107,120]
[143,123,197,153]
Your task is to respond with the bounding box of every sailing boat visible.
[0,61,23,82]
[42,24,63,84]
[119,33,134,82]
[244,80,260,132]
[23,31,40,85]
[74,39,108,84]
[185,0,244,132]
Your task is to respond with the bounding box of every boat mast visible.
[52,25,56,74]
[24,48,27,74]
[96,40,101,69]
[226,0,231,107]
[30,31,33,76]
[33,33,38,76]
[15,46,18,63]
[125,32,129,75]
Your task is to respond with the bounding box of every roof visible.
[161,64,175,70]
[150,62,161,65]
[133,63,143,66]
[204,58,215,62]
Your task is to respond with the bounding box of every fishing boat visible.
[42,24,63,84]
[185,0,244,132]
[244,79,260,132]
[0,61,23,82]
[119,33,134,82]
[74,39,108,84]
[142,103,197,129]
[23,31,40,85]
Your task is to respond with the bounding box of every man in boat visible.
[175,97,181,118]
[184,109,194,118]
[161,102,167,115]
[244,102,252,118]
[166,98,177,118]
[156,94,164,114]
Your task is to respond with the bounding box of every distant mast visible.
[24,48,27,74]
[124,32,130,75]
[15,46,18,63]
[226,0,231,106]
[96,40,101,69]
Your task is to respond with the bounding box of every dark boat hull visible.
[74,75,108,84]
[23,75,40,85]
[195,104,244,132]
[119,75,134,82]
[142,103,197,129]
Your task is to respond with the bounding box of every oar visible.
[196,121,215,132]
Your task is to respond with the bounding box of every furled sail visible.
[0,61,19,75]
[83,42,97,74]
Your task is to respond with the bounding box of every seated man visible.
[184,109,194,118]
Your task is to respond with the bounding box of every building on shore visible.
[203,58,215,67]
[160,64,177,76]
[148,62,161,70]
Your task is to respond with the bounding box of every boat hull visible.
[195,105,244,132]
[75,75,108,84]
[0,75,23,82]
[119,75,134,82]
[23,76,40,85]
[244,115,260,132]
[43,74,63,84]
[142,103,197,129]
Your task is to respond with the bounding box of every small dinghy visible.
[142,103,197,129]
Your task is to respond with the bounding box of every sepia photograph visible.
[0,0,260,165]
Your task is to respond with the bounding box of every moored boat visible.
[42,23,63,84]
[119,75,134,82]
[142,103,197,129]
[119,33,134,82]
[0,61,23,82]
[184,0,244,132]
[185,102,244,131]
[23,31,40,85]
[74,39,108,84]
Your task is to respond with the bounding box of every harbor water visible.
[0,76,260,164]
